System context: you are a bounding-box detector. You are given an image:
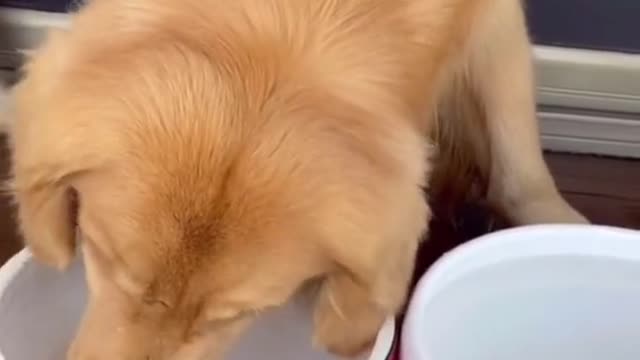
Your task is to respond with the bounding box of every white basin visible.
[0,250,396,360]
[402,224,640,360]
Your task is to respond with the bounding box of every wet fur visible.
[7,0,586,359]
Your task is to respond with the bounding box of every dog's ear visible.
[11,171,78,270]
[8,34,109,269]
[8,101,111,269]
[9,110,110,269]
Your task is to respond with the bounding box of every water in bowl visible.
[421,255,640,360]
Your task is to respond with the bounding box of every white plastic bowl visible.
[0,251,396,360]
[402,224,640,360]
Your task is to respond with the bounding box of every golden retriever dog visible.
[7,0,586,358]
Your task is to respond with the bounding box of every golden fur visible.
[7,0,586,358]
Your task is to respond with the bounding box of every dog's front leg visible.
[312,185,427,358]
[467,0,587,225]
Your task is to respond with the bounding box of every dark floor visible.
[0,148,639,267]
[547,153,640,228]
[0,138,19,267]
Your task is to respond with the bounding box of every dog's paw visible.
[313,314,378,358]
[312,288,386,358]
[510,196,589,225]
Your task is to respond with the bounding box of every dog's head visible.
[10,27,340,360]
[62,156,328,360]
[9,22,399,360]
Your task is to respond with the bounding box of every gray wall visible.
[527,0,640,54]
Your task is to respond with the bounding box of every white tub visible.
[402,224,640,360]
[0,250,396,360]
